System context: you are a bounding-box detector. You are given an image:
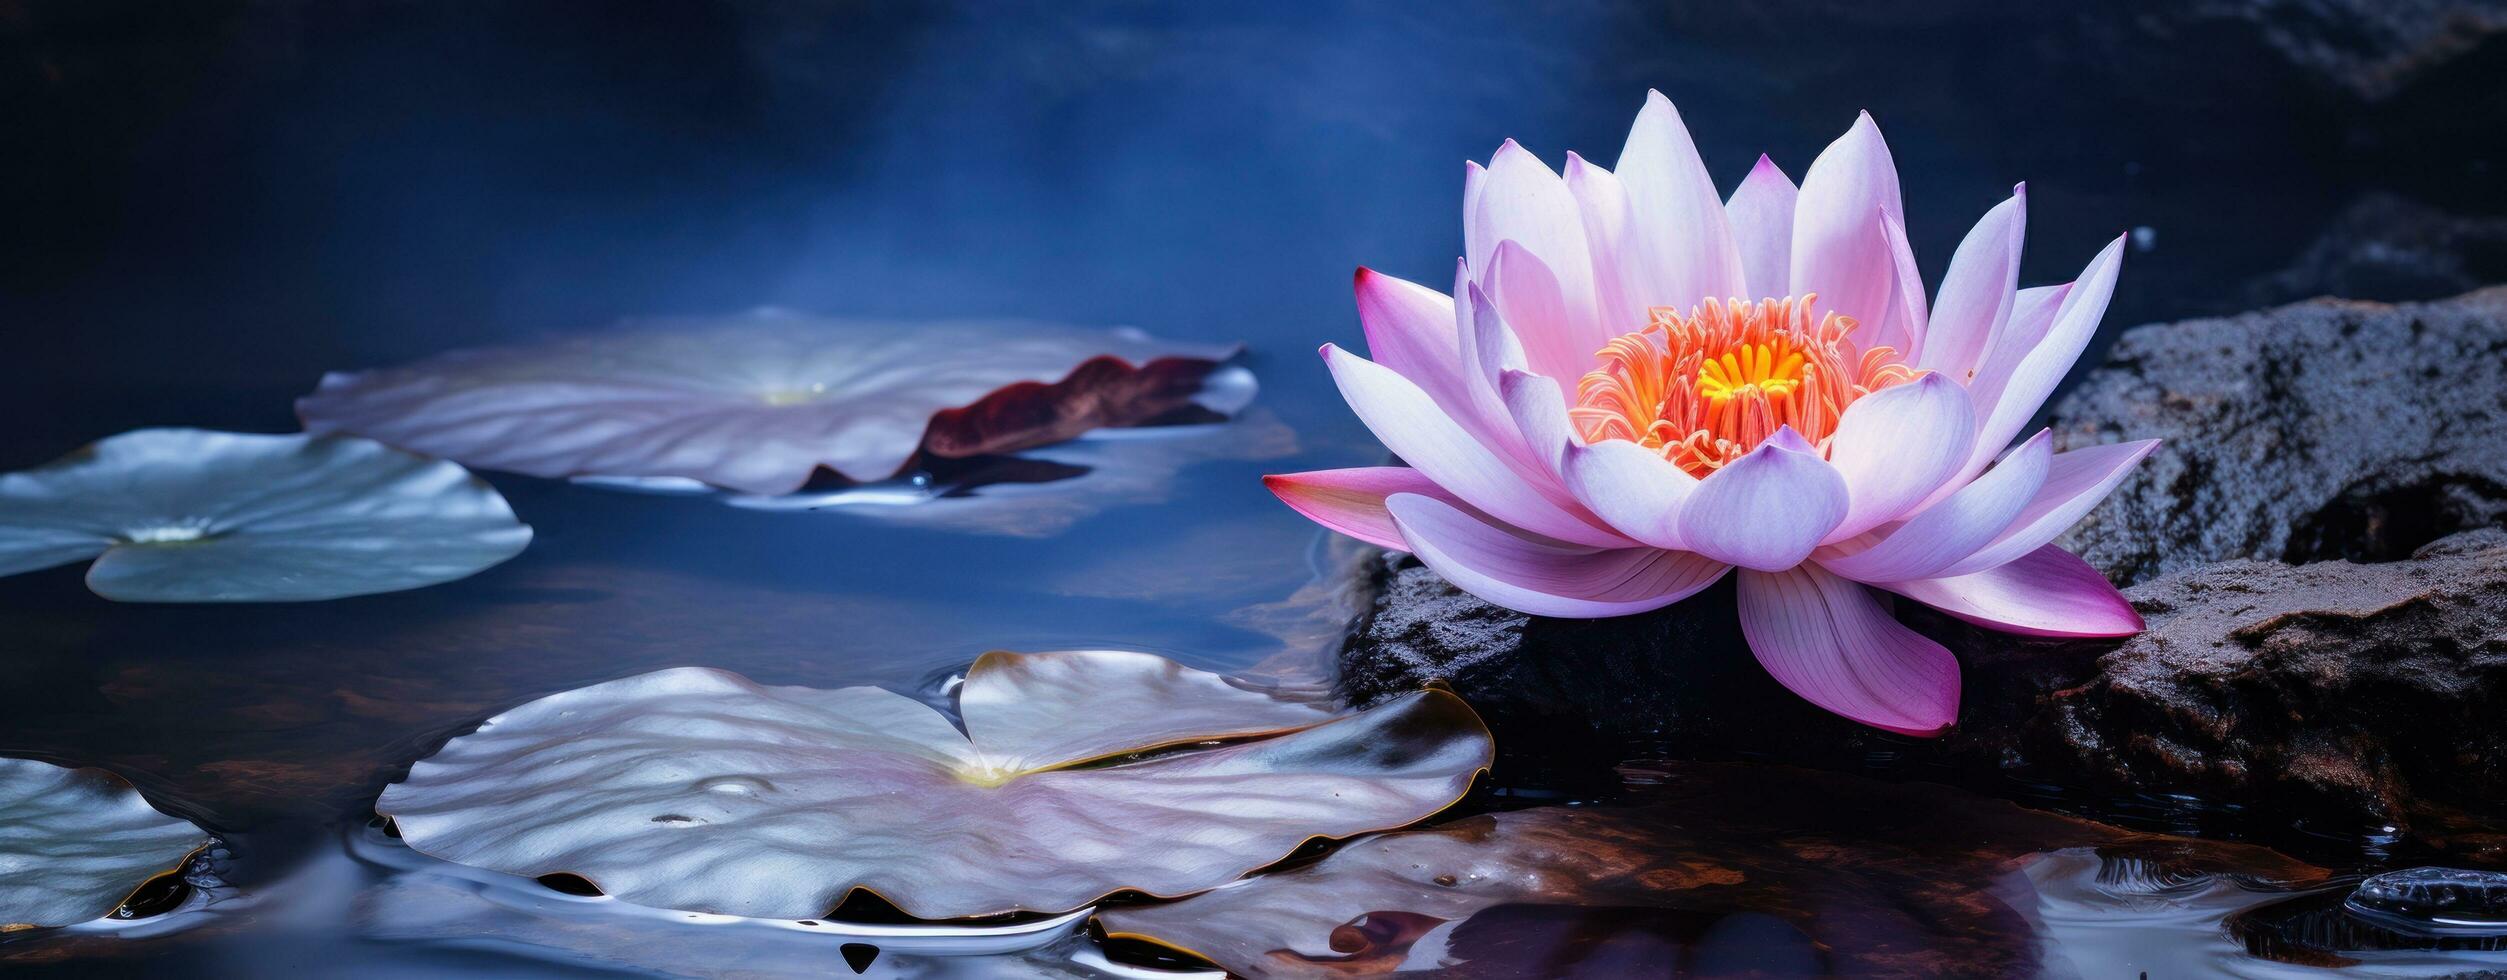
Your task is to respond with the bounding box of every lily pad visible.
[377,650,1491,920]
[296,311,1245,495]
[1,758,214,930]
[589,395,1298,539]
[350,823,1097,974]
[0,429,532,602]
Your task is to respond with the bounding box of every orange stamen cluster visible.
[1570,295,1919,477]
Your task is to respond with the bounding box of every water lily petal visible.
[1467,140,1603,361]
[1818,431,2052,583]
[1483,239,1595,384]
[1885,544,2142,637]
[1736,565,1960,736]
[1368,267,1533,471]
[1355,267,1474,413]
[1561,437,1695,550]
[1920,187,2026,381]
[1822,372,1976,540]
[1726,154,1798,302]
[1615,91,1746,310]
[1876,209,1930,358]
[1562,151,1649,331]
[1455,263,1529,397]
[1937,437,2160,577]
[1968,281,2070,412]
[1960,235,2126,479]
[1791,112,1904,341]
[299,313,1239,495]
[1262,467,1462,552]
[1496,369,1577,474]
[1452,278,1553,471]
[0,429,531,603]
[1323,345,1623,547]
[0,758,213,929]
[379,654,1493,921]
[1678,428,1849,571]
[1387,492,1727,618]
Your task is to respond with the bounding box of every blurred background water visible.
[2,1,2504,976]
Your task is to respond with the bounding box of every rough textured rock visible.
[2031,529,2507,849]
[1339,530,2507,858]
[2051,287,2507,586]
[1335,557,2086,787]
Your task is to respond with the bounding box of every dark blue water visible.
[2,2,2502,975]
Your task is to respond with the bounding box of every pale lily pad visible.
[377,650,1491,920]
[0,429,531,602]
[297,311,1244,495]
[351,823,1096,972]
[588,397,1298,539]
[1,758,214,929]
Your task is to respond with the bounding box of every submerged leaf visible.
[0,429,531,602]
[297,311,1244,495]
[0,758,213,930]
[377,650,1491,920]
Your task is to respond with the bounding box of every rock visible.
[1336,558,1909,782]
[2149,1,2507,103]
[2051,287,2507,586]
[1335,554,2111,792]
[2346,866,2507,937]
[2026,529,2507,847]
[2244,193,2507,308]
[1338,530,2507,857]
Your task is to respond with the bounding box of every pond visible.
[4,2,2505,977]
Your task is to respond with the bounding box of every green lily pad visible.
[378,650,1491,920]
[0,759,213,930]
[0,429,531,602]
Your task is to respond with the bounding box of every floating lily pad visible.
[0,429,531,602]
[377,650,1491,920]
[297,311,1245,495]
[593,396,1297,539]
[0,758,214,930]
[349,823,1097,975]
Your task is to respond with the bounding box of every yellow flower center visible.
[1570,295,1919,477]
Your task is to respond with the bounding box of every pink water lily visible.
[1266,93,2154,736]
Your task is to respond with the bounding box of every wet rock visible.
[2050,287,2507,585]
[2244,193,2507,308]
[1335,558,1916,782]
[1337,521,2507,854]
[2023,529,2507,847]
[2347,866,2507,937]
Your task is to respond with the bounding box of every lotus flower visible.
[1266,93,2154,735]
